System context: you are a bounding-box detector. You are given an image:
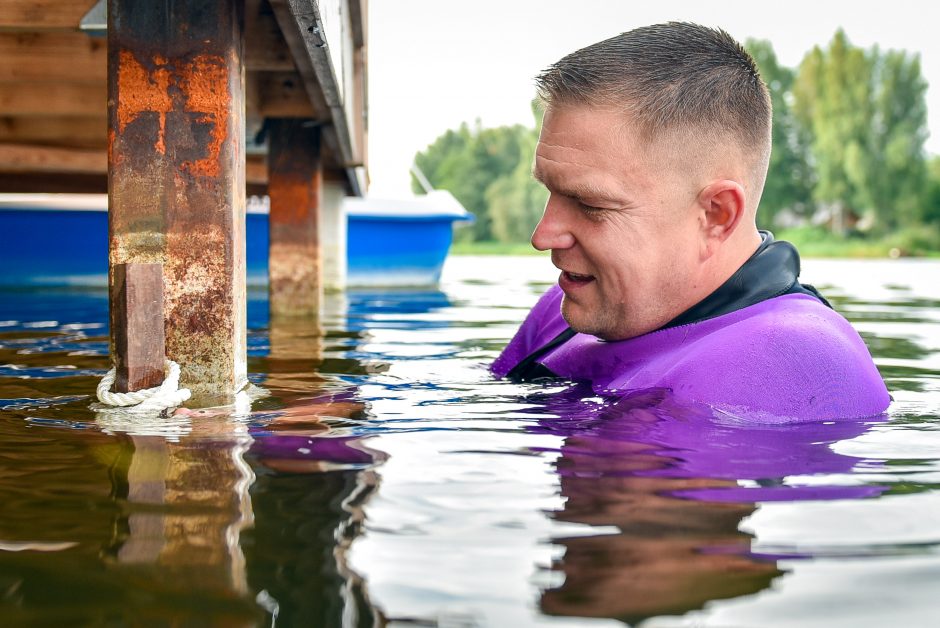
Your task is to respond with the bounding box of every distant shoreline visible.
[452,227,940,259]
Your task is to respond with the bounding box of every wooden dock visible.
[0,0,369,404]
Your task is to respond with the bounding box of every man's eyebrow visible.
[531,167,619,202]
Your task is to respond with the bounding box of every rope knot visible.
[96,359,191,412]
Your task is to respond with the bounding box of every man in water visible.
[492,22,889,421]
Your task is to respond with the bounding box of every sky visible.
[365,0,940,196]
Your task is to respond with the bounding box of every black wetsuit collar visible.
[663,230,830,330]
[506,231,828,382]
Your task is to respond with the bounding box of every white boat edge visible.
[1,190,473,220]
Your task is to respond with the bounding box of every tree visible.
[413,120,531,241]
[793,30,875,233]
[746,39,814,228]
[868,49,929,229]
[924,156,940,226]
[793,30,929,234]
[487,101,547,243]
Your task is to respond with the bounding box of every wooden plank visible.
[0,82,107,116]
[111,263,166,392]
[348,0,366,49]
[0,32,106,82]
[247,154,267,185]
[0,143,106,173]
[254,71,317,117]
[0,116,107,148]
[269,0,360,197]
[0,0,99,32]
[109,0,247,404]
[0,172,107,193]
[267,119,321,318]
[245,7,295,72]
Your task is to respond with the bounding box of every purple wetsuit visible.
[493,235,890,422]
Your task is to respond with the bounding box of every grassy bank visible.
[452,227,940,258]
[776,226,940,258]
[450,241,547,255]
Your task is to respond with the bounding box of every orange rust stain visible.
[269,173,317,226]
[179,54,230,178]
[117,50,172,155]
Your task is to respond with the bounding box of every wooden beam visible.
[109,0,247,404]
[247,154,267,186]
[111,263,166,392]
[254,71,317,117]
[267,119,321,318]
[268,0,360,195]
[0,172,107,193]
[0,143,106,173]
[0,32,106,83]
[348,0,366,49]
[245,6,295,72]
[0,116,107,148]
[0,0,99,32]
[0,82,107,117]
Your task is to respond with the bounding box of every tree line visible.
[413,31,940,249]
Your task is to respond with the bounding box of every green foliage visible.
[412,102,547,243]
[746,39,815,228]
[412,104,546,243]
[793,30,930,233]
[924,157,940,226]
[487,126,548,243]
[869,49,929,228]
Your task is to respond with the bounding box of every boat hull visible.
[0,195,470,288]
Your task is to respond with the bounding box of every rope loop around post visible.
[96,359,192,412]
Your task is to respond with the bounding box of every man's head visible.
[530,22,771,341]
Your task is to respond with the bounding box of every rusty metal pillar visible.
[108,0,247,404]
[267,119,322,318]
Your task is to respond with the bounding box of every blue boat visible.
[0,192,472,288]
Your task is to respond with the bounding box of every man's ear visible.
[697,179,747,243]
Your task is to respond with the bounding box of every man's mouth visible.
[561,270,595,285]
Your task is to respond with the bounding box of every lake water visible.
[1,255,939,626]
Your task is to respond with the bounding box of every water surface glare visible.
[1,256,939,626]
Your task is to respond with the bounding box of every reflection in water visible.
[4,259,939,625]
[241,305,387,624]
[106,424,258,621]
[0,289,394,624]
[0,416,263,623]
[533,388,884,623]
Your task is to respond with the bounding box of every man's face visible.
[531,105,707,341]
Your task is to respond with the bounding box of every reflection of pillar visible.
[265,315,326,395]
[110,429,255,600]
[107,0,247,404]
[268,119,322,319]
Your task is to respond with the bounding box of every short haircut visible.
[536,22,772,188]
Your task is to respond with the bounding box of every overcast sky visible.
[366,0,940,195]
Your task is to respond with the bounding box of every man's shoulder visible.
[663,294,890,420]
[705,292,854,345]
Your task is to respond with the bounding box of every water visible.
[1,256,939,626]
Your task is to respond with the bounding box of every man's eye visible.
[578,201,604,215]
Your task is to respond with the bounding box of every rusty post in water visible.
[111,263,165,392]
[108,0,247,404]
[267,119,322,318]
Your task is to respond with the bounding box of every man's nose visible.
[531,196,576,251]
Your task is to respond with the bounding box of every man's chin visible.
[561,301,604,338]
[561,300,634,341]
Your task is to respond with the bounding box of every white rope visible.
[96,359,192,412]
